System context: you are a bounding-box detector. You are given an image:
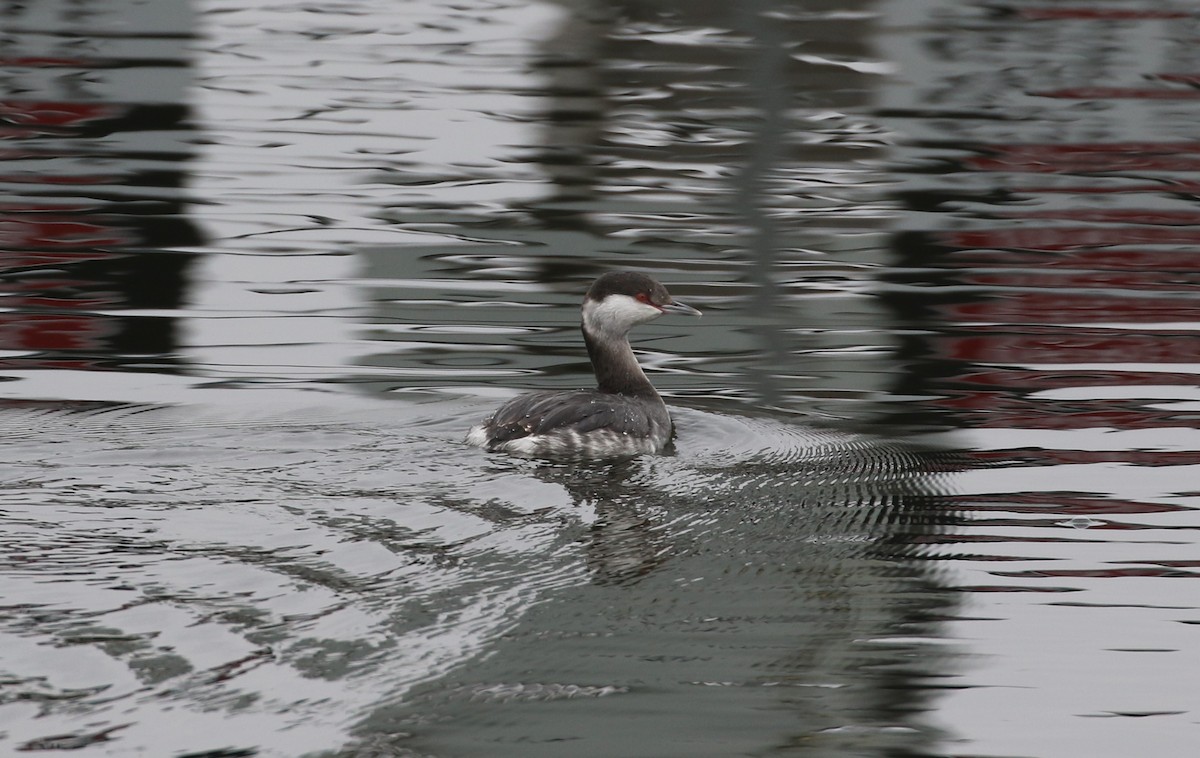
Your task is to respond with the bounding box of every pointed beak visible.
[660,300,702,317]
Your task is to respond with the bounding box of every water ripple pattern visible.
[880,2,1200,755]
[1,0,1199,757]
[0,398,949,756]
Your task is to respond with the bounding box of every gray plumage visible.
[467,272,700,458]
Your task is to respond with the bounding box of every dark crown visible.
[585,271,671,306]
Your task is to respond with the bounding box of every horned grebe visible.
[467,271,701,458]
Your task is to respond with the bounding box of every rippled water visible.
[3,0,1199,756]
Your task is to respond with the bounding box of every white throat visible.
[581,294,663,336]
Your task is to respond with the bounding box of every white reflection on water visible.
[0,397,947,756]
[0,396,585,755]
[4,0,1200,755]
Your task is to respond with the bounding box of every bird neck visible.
[583,325,659,398]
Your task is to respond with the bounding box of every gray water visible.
[2,1,1198,756]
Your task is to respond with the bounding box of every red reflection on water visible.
[962,494,1191,515]
[957,369,1200,389]
[938,365,1200,429]
[929,394,1187,429]
[0,100,125,126]
[0,313,114,351]
[1033,88,1200,100]
[944,294,1200,324]
[963,270,1200,292]
[0,57,97,67]
[0,251,124,267]
[967,142,1200,173]
[0,217,134,248]
[1005,209,1200,225]
[0,174,118,185]
[1011,182,1200,194]
[942,227,1200,250]
[1118,559,1200,568]
[0,68,197,370]
[974,448,1200,466]
[942,334,1200,363]
[946,250,1200,271]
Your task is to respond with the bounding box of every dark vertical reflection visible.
[734,0,788,408]
[0,0,200,381]
[345,437,960,757]
[526,2,613,230]
[347,1,963,755]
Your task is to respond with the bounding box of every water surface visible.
[2,1,1198,756]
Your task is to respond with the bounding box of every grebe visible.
[467,271,701,457]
